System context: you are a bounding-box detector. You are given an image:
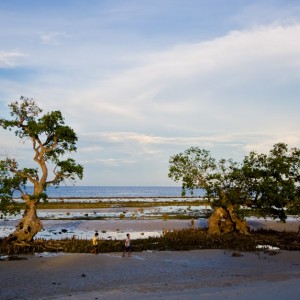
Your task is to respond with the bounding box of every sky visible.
[1,0,300,186]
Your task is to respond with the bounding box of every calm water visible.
[17,186,204,198]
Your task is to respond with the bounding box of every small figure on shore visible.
[92,231,99,254]
[122,233,131,257]
[191,218,195,229]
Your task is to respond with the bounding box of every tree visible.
[0,97,83,242]
[241,143,300,219]
[168,144,300,234]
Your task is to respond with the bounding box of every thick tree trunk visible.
[207,205,249,235]
[5,199,43,243]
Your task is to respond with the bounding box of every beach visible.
[0,218,299,300]
[1,249,300,300]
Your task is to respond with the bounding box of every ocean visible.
[17,186,204,198]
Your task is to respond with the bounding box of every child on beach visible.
[191,218,195,229]
[92,232,99,254]
[122,233,131,257]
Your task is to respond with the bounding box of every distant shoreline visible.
[13,186,204,198]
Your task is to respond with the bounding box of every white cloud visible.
[9,23,300,133]
[0,51,25,68]
[90,131,244,146]
[80,145,104,153]
[80,130,300,161]
[39,32,70,45]
[83,158,136,166]
[51,24,299,144]
[230,2,300,28]
[2,5,300,185]
[243,133,300,155]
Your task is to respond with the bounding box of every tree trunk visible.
[207,205,249,235]
[5,198,43,243]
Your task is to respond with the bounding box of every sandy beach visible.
[1,249,300,300]
[0,218,299,300]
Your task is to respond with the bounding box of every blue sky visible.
[1,0,300,186]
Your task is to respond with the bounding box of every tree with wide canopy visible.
[169,143,300,234]
[0,97,83,242]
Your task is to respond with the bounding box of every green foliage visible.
[241,143,300,219]
[0,159,26,215]
[169,143,300,221]
[169,147,243,206]
[168,147,216,196]
[0,97,84,215]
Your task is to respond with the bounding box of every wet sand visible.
[1,249,300,300]
[0,218,299,299]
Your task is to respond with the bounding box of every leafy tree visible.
[0,97,83,242]
[169,144,300,234]
[241,143,300,219]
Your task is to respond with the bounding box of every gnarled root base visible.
[4,205,43,243]
[208,206,249,235]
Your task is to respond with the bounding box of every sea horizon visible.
[14,185,205,198]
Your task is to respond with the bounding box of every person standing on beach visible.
[92,232,99,254]
[122,233,131,257]
[191,218,195,229]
